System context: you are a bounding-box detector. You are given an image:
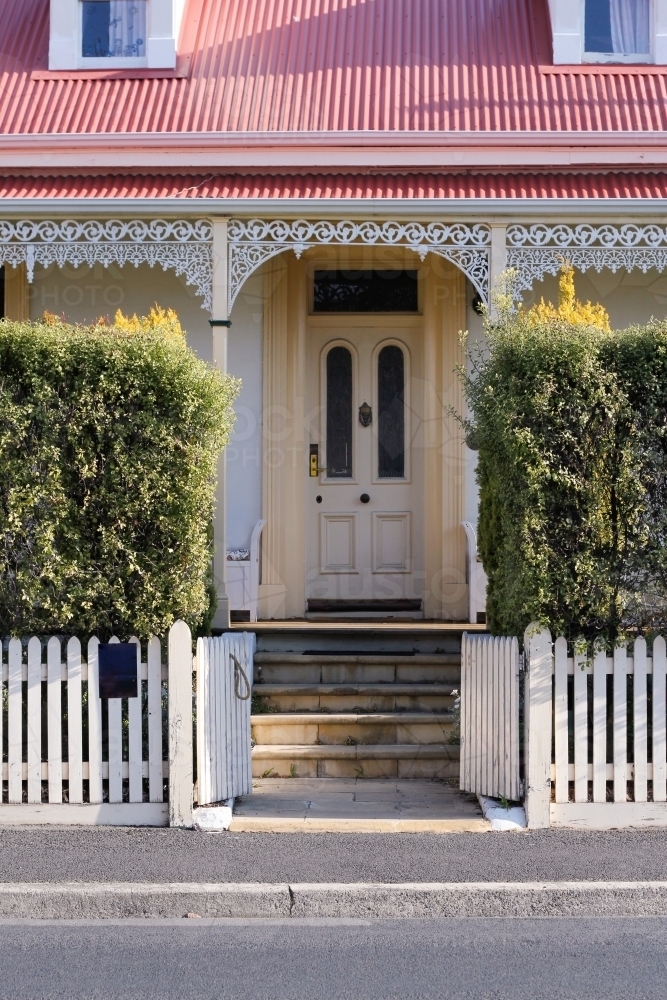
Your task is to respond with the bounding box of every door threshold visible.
[307,600,423,614]
[305,612,424,621]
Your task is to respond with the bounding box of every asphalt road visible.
[0,916,665,999]
[2,827,667,883]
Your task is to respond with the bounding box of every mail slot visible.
[98,643,138,700]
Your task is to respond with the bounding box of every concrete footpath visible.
[2,827,667,918]
[3,826,667,884]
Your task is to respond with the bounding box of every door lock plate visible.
[309,444,320,477]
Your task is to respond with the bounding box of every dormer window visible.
[82,2,147,59]
[49,0,186,71]
[585,0,650,58]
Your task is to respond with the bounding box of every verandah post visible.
[210,216,231,631]
[524,624,553,829]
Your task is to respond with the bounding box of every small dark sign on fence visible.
[98,643,138,700]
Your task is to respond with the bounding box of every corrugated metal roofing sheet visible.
[3,171,667,199]
[2,0,667,136]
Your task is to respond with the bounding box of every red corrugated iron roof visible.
[2,0,667,136]
[3,171,667,199]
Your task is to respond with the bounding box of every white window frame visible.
[549,0,667,63]
[582,0,653,63]
[49,0,186,71]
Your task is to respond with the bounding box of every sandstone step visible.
[254,654,460,685]
[251,711,454,746]
[252,683,455,713]
[252,743,460,779]
[251,624,470,657]
[248,630,463,783]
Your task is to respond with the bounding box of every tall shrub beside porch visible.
[0,317,239,637]
[462,273,667,643]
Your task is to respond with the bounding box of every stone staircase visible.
[249,626,465,780]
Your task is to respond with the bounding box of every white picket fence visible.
[521,627,667,829]
[196,632,255,806]
[460,633,521,802]
[0,621,195,826]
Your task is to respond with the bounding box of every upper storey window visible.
[549,0,666,64]
[82,2,147,59]
[585,0,650,57]
[49,0,185,71]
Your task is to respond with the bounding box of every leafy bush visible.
[0,315,239,638]
[463,269,667,644]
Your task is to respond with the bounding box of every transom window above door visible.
[314,271,418,313]
[584,0,650,58]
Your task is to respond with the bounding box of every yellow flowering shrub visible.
[523,264,611,331]
[112,305,186,342]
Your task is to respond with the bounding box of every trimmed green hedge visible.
[463,308,667,644]
[0,318,239,637]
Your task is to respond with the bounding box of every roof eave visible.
[1,196,667,222]
[1,130,667,170]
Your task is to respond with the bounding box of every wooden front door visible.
[306,316,424,612]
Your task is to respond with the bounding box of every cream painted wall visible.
[28,260,212,357]
[464,290,486,531]
[227,272,263,550]
[421,257,468,620]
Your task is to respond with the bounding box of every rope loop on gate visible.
[231,653,252,700]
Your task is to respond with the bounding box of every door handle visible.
[309,445,326,477]
[360,494,370,504]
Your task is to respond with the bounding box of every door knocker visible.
[358,401,372,427]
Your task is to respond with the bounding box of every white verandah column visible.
[210,218,231,631]
[490,224,508,317]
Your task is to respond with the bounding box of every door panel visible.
[321,514,357,573]
[372,512,411,573]
[307,319,423,609]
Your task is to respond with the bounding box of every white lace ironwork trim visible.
[228,218,491,309]
[507,223,667,249]
[506,224,667,296]
[507,247,667,296]
[0,219,214,311]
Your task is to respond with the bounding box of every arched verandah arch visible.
[227,218,491,314]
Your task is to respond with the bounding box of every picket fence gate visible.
[460,633,521,802]
[196,632,255,806]
[0,621,195,826]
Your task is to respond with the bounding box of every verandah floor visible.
[230,778,489,833]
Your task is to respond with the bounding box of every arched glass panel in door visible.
[378,345,405,478]
[326,346,353,477]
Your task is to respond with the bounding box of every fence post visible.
[524,624,553,829]
[168,620,194,828]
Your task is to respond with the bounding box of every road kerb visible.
[3,881,667,919]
